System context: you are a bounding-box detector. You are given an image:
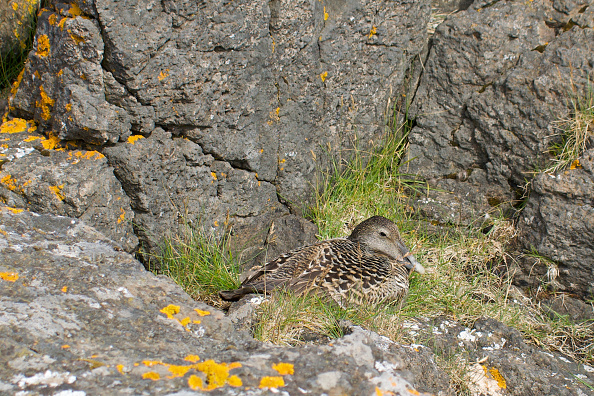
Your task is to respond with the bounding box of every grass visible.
[545,79,593,174]
[0,1,40,99]
[153,223,241,308]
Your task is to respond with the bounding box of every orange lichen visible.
[482,365,507,389]
[49,13,57,25]
[37,86,55,120]
[158,69,170,81]
[68,30,85,45]
[259,376,285,389]
[36,34,50,57]
[195,360,240,391]
[228,375,242,387]
[407,388,420,395]
[369,25,377,38]
[323,6,328,20]
[0,272,19,282]
[1,175,21,192]
[41,133,60,150]
[61,286,68,292]
[65,103,72,111]
[570,159,582,169]
[10,69,25,97]
[127,135,144,144]
[143,360,167,367]
[211,172,217,180]
[49,184,65,201]
[68,2,83,16]
[272,362,294,375]
[61,345,70,349]
[4,207,24,214]
[24,135,42,142]
[116,364,125,374]
[0,118,28,134]
[188,375,204,390]
[167,365,192,379]
[184,355,200,363]
[194,308,211,316]
[142,371,160,381]
[160,304,181,318]
[117,208,125,224]
[320,71,327,82]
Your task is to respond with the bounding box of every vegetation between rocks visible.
[155,111,593,391]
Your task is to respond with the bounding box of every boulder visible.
[0,118,137,251]
[517,148,594,299]
[406,0,592,226]
[0,208,435,395]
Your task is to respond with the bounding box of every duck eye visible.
[379,231,387,237]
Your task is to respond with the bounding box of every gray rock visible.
[0,209,432,395]
[517,148,594,299]
[103,127,287,258]
[10,5,131,144]
[541,295,594,323]
[400,316,594,395]
[406,0,592,225]
[0,119,138,251]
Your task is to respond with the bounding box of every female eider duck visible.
[220,216,425,307]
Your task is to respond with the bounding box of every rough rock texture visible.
[5,0,431,256]
[0,0,39,58]
[401,316,594,395]
[0,209,434,395]
[406,0,593,225]
[517,147,594,299]
[0,118,137,251]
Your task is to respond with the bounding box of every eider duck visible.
[220,216,425,307]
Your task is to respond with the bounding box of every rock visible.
[0,208,433,395]
[517,148,594,299]
[541,295,594,323]
[9,4,131,145]
[406,0,592,225]
[0,0,39,58]
[400,316,594,395]
[103,127,287,257]
[0,118,138,251]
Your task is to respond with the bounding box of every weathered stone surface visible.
[0,209,433,395]
[517,148,594,299]
[401,316,594,395]
[0,118,138,251]
[0,0,39,58]
[103,127,287,255]
[541,295,594,323]
[406,0,592,225]
[10,5,131,145]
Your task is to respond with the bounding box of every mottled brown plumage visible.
[219,216,425,307]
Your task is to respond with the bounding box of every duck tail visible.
[219,287,253,301]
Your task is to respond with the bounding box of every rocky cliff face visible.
[2,0,431,258]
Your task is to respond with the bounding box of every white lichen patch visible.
[374,360,399,373]
[54,390,86,396]
[458,328,477,342]
[12,370,76,388]
[583,364,594,373]
[483,338,506,351]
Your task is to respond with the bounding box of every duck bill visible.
[404,255,425,275]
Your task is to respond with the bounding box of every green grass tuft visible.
[153,224,241,308]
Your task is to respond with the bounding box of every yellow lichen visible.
[143,360,167,367]
[570,159,582,169]
[194,308,211,316]
[24,135,42,142]
[272,362,294,375]
[188,375,204,390]
[49,184,65,201]
[482,365,507,389]
[36,34,50,57]
[117,208,125,224]
[0,272,19,282]
[195,360,236,390]
[41,133,60,150]
[10,69,25,96]
[0,118,29,134]
[116,364,125,374]
[68,2,83,16]
[158,69,170,81]
[127,135,144,144]
[49,13,57,25]
[1,175,21,192]
[4,207,24,214]
[58,17,68,31]
[368,25,377,38]
[211,172,217,180]
[37,86,55,120]
[160,304,181,318]
[184,355,200,363]
[12,2,18,11]
[65,103,72,111]
[142,371,160,381]
[68,30,85,45]
[259,376,285,389]
[320,71,328,82]
[228,375,242,387]
[167,365,192,379]
[61,286,68,292]
[323,6,328,20]
[61,344,70,349]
